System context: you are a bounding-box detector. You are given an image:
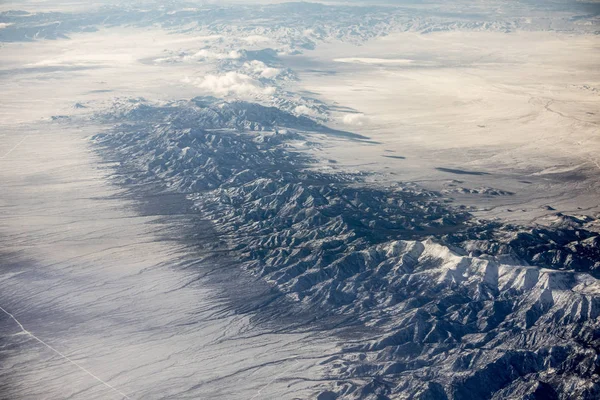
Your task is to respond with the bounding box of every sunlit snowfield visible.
[287,30,600,221]
[1,1,600,399]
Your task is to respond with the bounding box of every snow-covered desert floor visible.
[1,1,599,399]
[0,122,338,399]
[285,30,600,223]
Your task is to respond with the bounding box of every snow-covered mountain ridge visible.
[2,1,598,44]
[88,98,600,399]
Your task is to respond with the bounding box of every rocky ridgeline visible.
[321,240,600,399]
[91,99,600,399]
[446,215,600,279]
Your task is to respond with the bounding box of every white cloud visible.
[155,48,241,64]
[184,49,241,61]
[342,113,369,126]
[242,35,271,45]
[243,60,281,79]
[28,52,135,67]
[294,105,320,118]
[185,72,276,97]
